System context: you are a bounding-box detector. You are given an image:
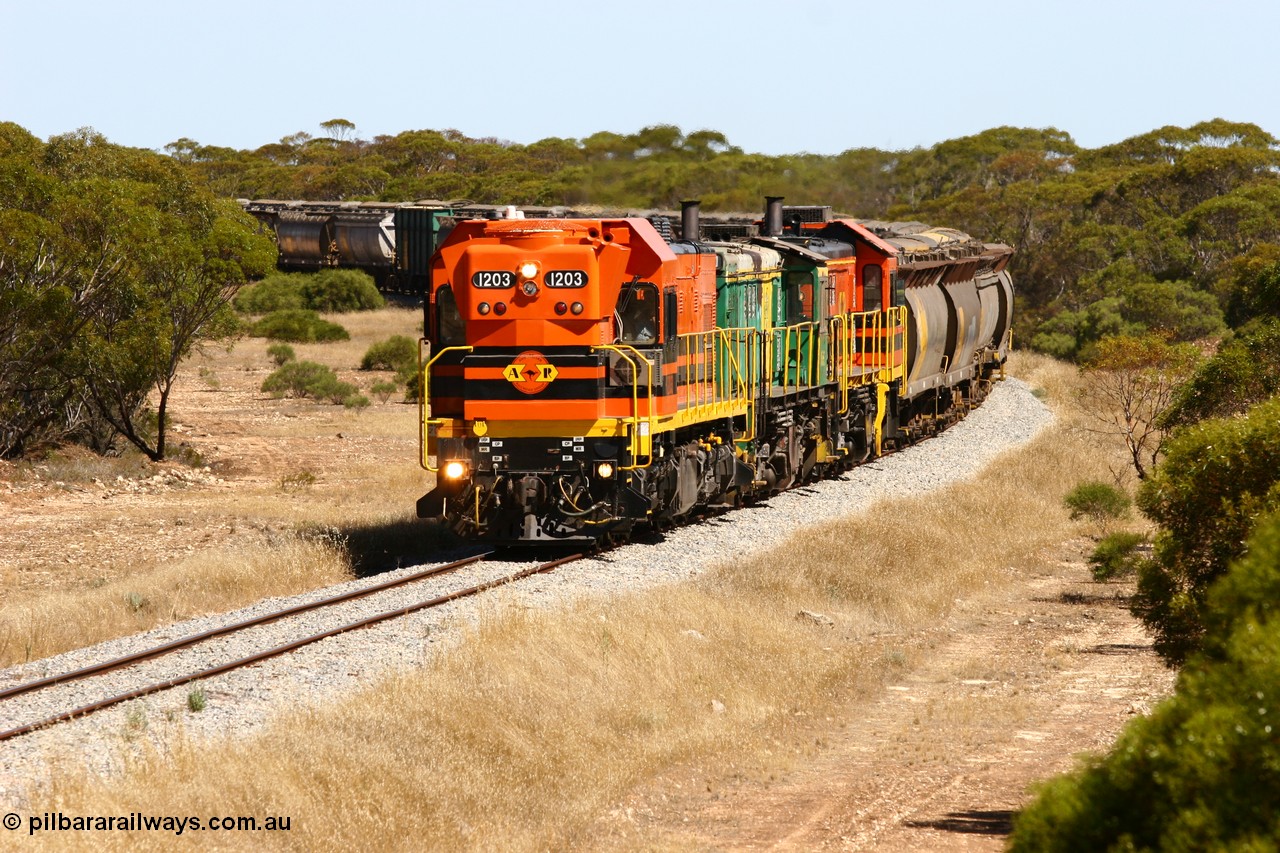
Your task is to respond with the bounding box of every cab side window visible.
[863,264,882,312]
[616,282,659,345]
[435,285,465,347]
[785,270,814,323]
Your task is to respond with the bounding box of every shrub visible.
[322,381,359,405]
[360,335,417,371]
[234,273,307,314]
[342,394,371,411]
[236,270,383,315]
[300,269,384,312]
[1160,318,1280,429]
[1064,481,1131,527]
[250,310,349,343]
[370,380,398,403]
[261,361,340,399]
[261,361,363,406]
[1135,395,1280,664]
[396,363,421,402]
[267,343,296,366]
[1009,515,1280,853]
[1088,531,1147,581]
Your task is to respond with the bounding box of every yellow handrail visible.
[829,313,849,414]
[675,327,755,420]
[592,344,655,470]
[418,341,473,472]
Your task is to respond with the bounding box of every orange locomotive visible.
[418,201,1012,544]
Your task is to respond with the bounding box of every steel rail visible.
[0,552,494,703]
[0,552,583,743]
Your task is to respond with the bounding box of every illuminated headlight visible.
[443,461,467,480]
[596,461,615,479]
[519,262,539,280]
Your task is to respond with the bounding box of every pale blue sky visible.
[4,0,1277,155]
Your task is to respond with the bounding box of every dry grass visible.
[0,534,351,667]
[0,305,437,662]
[23,353,1129,851]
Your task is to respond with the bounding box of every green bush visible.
[266,343,296,366]
[261,361,356,403]
[249,310,349,343]
[396,363,421,402]
[1064,481,1131,527]
[360,335,417,371]
[1088,531,1147,581]
[300,269,384,312]
[342,393,371,410]
[1135,395,1280,664]
[1009,516,1280,852]
[322,381,359,405]
[1160,318,1280,429]
[234,273,307,314]
[236,270,383,315]
[261,361,340,399]
[370,380,398,403]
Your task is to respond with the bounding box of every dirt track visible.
[588,538,1174,851]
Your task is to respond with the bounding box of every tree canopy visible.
[157,118,1280,353]
[1,123,275,459]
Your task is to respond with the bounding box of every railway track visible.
[0,551,585,743]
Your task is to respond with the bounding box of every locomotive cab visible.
[418,216,745,544]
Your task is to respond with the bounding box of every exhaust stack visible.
[681,199,701,242]
[764,196,784,237]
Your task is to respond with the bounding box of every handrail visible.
[829,314,849,414]
[769,321,822,396]
[592,344,655,470]
[418,341,474,472]
[675,327,755,419]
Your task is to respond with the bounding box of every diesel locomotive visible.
[416,198,1013,544]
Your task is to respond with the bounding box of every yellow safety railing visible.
[673,327,756,423]
[826,307,910,413]
[767,321,822,396]
[883,305,907,387]
[592,344,655,470]
[829,313,851,414]
[418,340,473,472]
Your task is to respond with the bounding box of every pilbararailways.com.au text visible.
[10,811,291,836]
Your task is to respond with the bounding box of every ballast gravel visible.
[0,378,1051,803]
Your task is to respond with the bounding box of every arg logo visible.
[504,350,559,395]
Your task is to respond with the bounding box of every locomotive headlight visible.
[519,261,539,280]
[571,302,584,315]
[443,461,467,480]
[596,461,615,479]
[522,279,539,296]
[477,302,491,315]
